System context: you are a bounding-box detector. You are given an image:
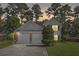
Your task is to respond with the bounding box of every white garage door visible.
[32,32,42,45]
[17,32,29,44]
[17,31,43,45]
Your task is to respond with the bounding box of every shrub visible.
[6,32,15,40]
[62,34,79,42]
[42,25,54,46]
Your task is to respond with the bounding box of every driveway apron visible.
[0,44,48,56]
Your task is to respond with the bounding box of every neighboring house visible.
[0,33,6,40]
[43,18,62,41]
[15,20,43,45]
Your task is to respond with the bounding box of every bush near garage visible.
[42,25,54,46]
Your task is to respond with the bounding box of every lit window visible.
[54,35,58,41]
[52,25,58,31]
[17,32,21,36]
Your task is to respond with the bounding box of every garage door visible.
[16,31,43,45]
[17,32,29,44]
[32,32,42,45]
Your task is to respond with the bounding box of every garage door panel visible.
[32,33,43,45]
[21,34,29,44]
[17,33,29,44]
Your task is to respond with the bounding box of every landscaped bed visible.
[0,40,14,49]
[47,42,79,56]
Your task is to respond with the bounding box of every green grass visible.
[47,42,79,56]
[0,40,14,49]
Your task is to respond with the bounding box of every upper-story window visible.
[52,25,58,31]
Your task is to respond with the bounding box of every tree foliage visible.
[46,3,61,16]
[4,3,31,23]
[42,25,54,45]
[32,4,43,21]
[25,10,33,20]
[47,4,71,23]
[73,18,79,33]
[5,16,20,34]
[74,6,79,14]
[0,4,5,32]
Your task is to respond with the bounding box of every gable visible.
[15,20,43,31]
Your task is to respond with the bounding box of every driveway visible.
[0,44,48,56]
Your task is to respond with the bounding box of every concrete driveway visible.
[0,44,48,56]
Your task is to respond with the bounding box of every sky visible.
[27,3,79,11]
[27,3,79,21]
[1,3,79,12]
[1,3,79,21]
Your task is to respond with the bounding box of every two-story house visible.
[43,18,62,41]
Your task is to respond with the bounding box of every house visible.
[43,18,62,41]
[15,18,62,45]
[0,33,7,40]
[15,20,43,45]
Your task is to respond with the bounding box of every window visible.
[54,35,58,41]
[52,25,58,31]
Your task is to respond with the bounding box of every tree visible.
[4,3,18,16]
[63,20,71,34]
[0,4,4,19]
[0,4,5,32]
[42,25,54,45]
[56,4,71,23]
[46,4,71,23]
[14,3,29,20]
[72,18,79,34]
[58,4,71,14]
[46,3,61,16]
[50,3,61,11]
[5,16,20,34]
[74,6,79,18]
[74,6,79,14]
[25,10,33,21]
[4,3,31,24]
[32,4,43,22]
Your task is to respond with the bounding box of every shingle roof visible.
[15,20,43,31]
[43,18,62,26]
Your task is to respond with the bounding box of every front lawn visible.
[47,42,79,56]
[0,40,14,49]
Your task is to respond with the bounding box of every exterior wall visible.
[54,31,61,35]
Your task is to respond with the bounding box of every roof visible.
[43,18,62,26]
[15,20,43,31]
